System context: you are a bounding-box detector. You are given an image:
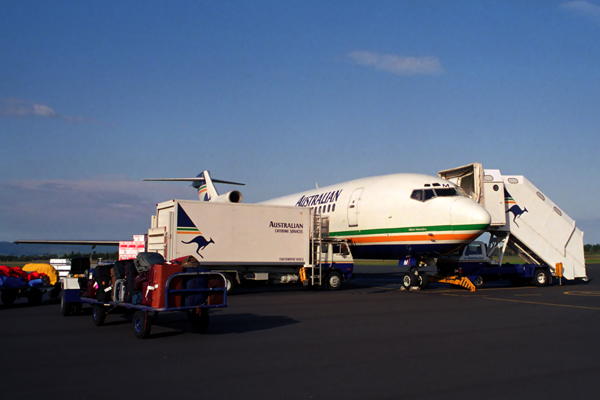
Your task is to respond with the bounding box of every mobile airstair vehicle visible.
[432,162,587,289]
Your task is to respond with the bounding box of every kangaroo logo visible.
[507,205,528,227]
[182,236,215,258]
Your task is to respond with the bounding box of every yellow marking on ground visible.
[563,291,600,297]
[484,297,600,310]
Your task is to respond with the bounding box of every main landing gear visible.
[402,268,429,290]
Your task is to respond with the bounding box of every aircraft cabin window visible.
[332,204,336,212]
[327,204,331,213]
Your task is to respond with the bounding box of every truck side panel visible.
[155,200,312,265]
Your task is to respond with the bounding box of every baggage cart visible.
[0,284,56,306]
[70,270,227,339]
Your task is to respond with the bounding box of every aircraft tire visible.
[402,273,416,289]
[417,273,429,290]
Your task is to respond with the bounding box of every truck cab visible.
[437,241,490,277]
[311,240,354,290]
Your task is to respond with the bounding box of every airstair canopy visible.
[438,163,484,205]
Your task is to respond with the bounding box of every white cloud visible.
[0,98,94,124]
[562,1,600,23]
[33,104,56,117]
[348,51,444,75]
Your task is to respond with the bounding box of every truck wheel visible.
[92,305,106,326]
[532,269,550,287]
[224,275,236,293]
[326,271,343,291]
[402,273,416,289]
[472,275,485,289]
[417,273,429,290]
[133,310,151,339]
[27,288,43,306]
[1,290,17,306]
[189,310,210,334]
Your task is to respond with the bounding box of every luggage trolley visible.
[78,271,227,339]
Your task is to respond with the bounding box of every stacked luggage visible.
[79,253,227,339]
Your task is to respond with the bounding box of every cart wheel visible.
[93,305,107,326]
[61,295,72,316]
[326,271,343,291]
[27,288,43,306]
[48,285,61,299]
[189,309,210,334]
[133,310,151,339]
[1,290,17,306]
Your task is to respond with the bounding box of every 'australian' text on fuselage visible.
[295,190,343,207]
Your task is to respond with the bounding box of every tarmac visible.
[2,263,599,400]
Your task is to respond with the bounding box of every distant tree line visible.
[0,251,119,263]
[584,244,600,254]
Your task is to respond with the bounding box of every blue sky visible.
[1,0,599,245]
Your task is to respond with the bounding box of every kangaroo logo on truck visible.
[181,236,215,258]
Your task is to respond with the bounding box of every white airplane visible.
[145,170,492,269]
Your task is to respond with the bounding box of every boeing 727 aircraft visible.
[145,170,492,266]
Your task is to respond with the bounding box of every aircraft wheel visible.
[532,269,550,287]
[402,273,416,289]
[472,275,485,289]
[133,310,151,339]
[92,305,106,326]
[417,273,429,290]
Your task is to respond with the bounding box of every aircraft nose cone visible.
[450,197,491,233]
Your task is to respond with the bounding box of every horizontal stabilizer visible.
[143,178,245,185]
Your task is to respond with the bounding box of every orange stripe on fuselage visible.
[349,232,481,244]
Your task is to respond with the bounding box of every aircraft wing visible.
[14,240,122,247]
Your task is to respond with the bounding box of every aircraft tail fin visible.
[143,170,244,202]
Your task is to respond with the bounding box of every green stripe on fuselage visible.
[329,223,489,237]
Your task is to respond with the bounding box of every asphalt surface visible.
[2,264,599,400]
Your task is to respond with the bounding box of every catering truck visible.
[146,200,353,291]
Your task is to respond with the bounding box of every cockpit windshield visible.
[410,187,461,202]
